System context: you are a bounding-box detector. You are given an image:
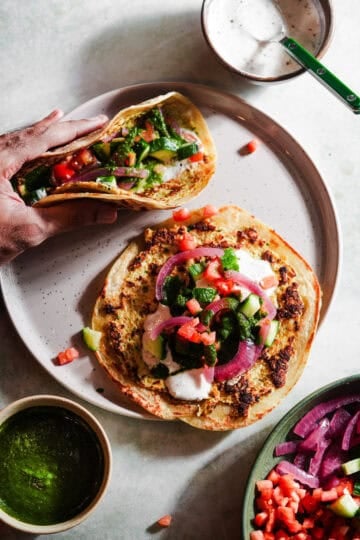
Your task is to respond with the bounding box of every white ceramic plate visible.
[1,82,341,418]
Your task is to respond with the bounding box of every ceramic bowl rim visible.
[201,0,334,83]
[0,394,112,534]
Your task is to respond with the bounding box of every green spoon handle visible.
[280,36,360,114]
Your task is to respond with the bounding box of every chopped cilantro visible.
[204,344,217,366]
[193,287,217,305]
[221,248,239,272]
[200,309,213,326]
[162,276,184,306]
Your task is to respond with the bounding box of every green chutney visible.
[0,406,104,525]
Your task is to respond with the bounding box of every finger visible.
[36,200,118,237]
[0,113,108,182]
[39,114,109,151]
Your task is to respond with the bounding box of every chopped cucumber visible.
[134,140,150,163]
[239,294,261,318]
[329,492,359,518]
[92,142,111,162]
[149,137,178,162]
[82,327,102,351]
[264,320,279,347]
[96,175,117,188]
[27,187,48,205]
[143,335,166,360]
[342,457,360,476]
[177,142,199,160]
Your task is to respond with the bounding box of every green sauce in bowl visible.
[0,406,105,525]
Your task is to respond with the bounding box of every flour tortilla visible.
[15,92,216,210]
[92,206,321,431]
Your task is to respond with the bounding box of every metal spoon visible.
[250,8,360,114]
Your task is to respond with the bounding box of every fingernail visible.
[96,206,117,224]
[89,114,108,122]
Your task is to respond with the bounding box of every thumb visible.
[36,200,118,237]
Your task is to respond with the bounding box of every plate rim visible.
[1,81,342,417]
[241,373,360,537]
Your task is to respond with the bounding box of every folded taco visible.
[91,205,321,431]
[13,92,216,210]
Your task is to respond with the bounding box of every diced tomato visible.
[57,347,79,365]
[250,532,265,540]
[254,512,268,528]
[267,470,281,484]
[203,260,222,282]
[186,298,202,315]
[203,204,218,218]
[178,233,197,251]
[141,120,156,142]
[260,275,278,289]
[125,151,136,167]
[246,139,258,154]
[300,493,319,513]
[177,318,201,343]
[199,331,216,346]
[312,527,325,539]
[335,478,353,497]
[53,162,75,183]
[214,278,234,296]
[320,488,338,502]
[264,533,275,540]
[265,509,275,533]
[302,517,315,529]
[276,507,302,534]
[256,480,274,492]
[275,530,290,540]
[189,151,203,162]
[157,514,172,527]
[173,208,191,222]
[70,148,96,170]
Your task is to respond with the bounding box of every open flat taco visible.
[13,92,216,210]
[91,205,321,430]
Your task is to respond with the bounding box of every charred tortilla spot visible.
[237,227,258,244]
[190,221,216,232]
[265,344,294,388]
[279,266,289,285]
[262,250,276,263]
[277,283,304,320]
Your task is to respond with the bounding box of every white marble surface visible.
[0,1,359,539]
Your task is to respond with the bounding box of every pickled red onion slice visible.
[155,248,224,301]
[225,270,276,319]
[150,316,192,341]
[214,340,263,382]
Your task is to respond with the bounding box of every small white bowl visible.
[0,395,112,534]
[201,0,334,84]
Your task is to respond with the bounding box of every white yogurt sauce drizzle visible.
[206,0,323,78]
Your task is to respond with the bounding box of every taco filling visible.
[91,205,321,430]
[13,93,214,207]
[142,245,279,401]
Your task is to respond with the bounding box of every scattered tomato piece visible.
[125,151,136,167]
[53,163,75,183]
[186,298,202,315]
[178,233,197,251]
[57,347,79,365]
[203,259,222,282]
[260,275,278,289]
[246,139,258,154]
[203,204,218,218]
[173,208,191,222]
[189,151,203,162]
[157,514,172,527]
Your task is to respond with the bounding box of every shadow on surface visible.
[75,10,264,105]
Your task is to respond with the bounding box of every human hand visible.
[0,109,118,265]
